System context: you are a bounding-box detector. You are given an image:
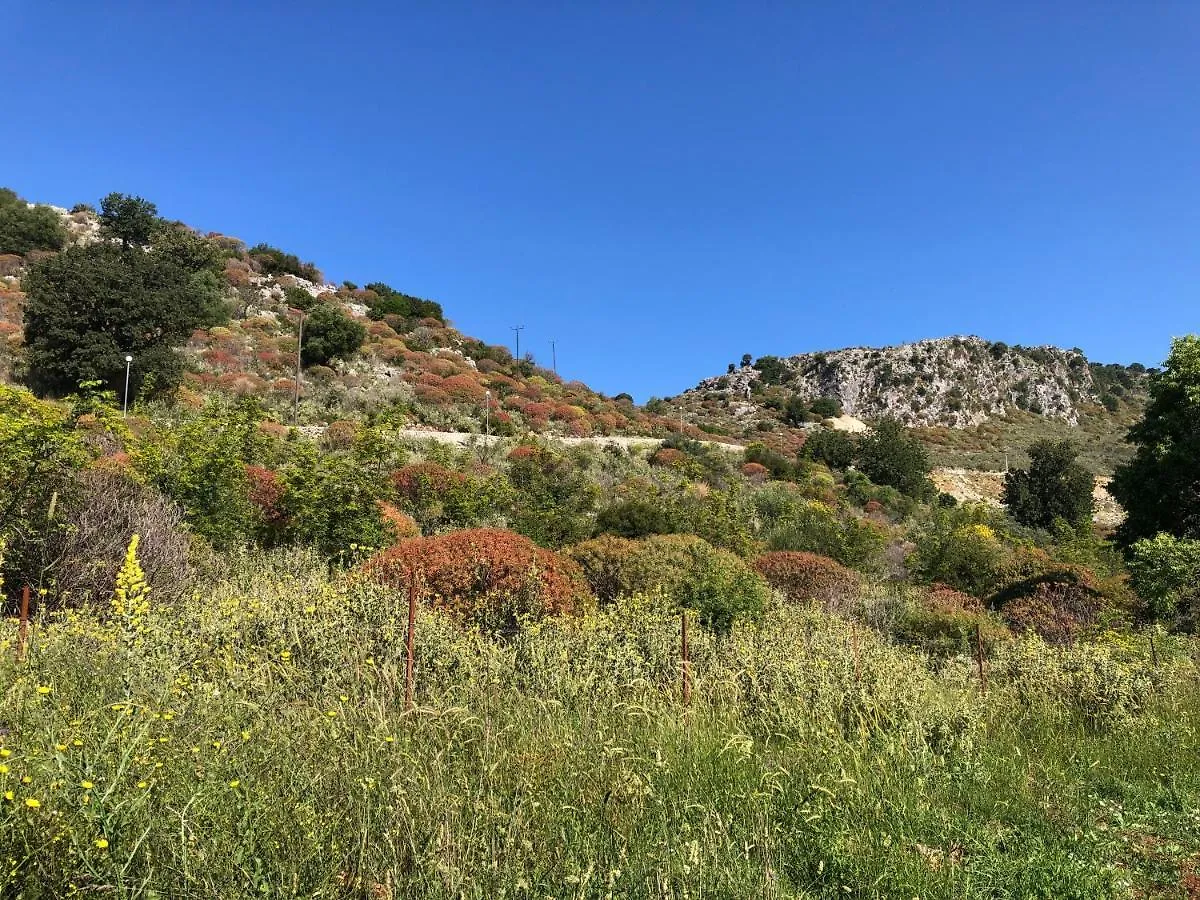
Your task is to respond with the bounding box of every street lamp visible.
[123,355,133,418]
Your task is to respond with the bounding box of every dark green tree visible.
[22,240,226,398]
[99,193,159,247]
[856,418,933,499]
[1111,336,1200,544]
[0,188,67,255]
[802,428,857,469]
[1002,439,1094,529]
[300,304,366,367]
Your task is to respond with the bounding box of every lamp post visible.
[485,389,491,451]
[123,355,133,418]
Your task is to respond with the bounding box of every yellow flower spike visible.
[0,765,8,774]
[384,736,394,743]
[81,781,93,790]
[54,744,67,752]
[229,779,240,788]
[339,695,349,702]
[0,749,9,758]
[36,686,51,695]
[24,798,39,808]
[82,794,91,804]
[136,781,148,789]
[94,839,108,850]
[326,710,337,718]
[241,731,250,741]
[3,791,12,801]
[20,777,31,784]
[72,740,82,747]
[279,651,291,660]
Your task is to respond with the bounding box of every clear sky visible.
[4,2,1198,401]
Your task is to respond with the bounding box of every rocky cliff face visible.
[689,336,1141,428]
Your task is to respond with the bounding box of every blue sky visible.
[4,2,1198,401]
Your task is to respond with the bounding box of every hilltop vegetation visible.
[0,188,690,440]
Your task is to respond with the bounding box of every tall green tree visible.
[1003,439,1094,530]
[857,417,933,499]
[98,193,159,247]
[1111,335,1200,544]
[301,304,366,367]
[22,236,225,398]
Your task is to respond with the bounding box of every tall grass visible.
[0,549,1197,898]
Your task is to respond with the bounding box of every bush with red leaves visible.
[753,551,860,611]
[364,528,590,627]
[650,448,686,468]
[742,462,770,481]
[245,465,286,527]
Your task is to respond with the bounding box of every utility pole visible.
[550,339,557,374]
[512,325,524,362]
[123,355,133,419]
[484,389,491,451]
[294,309,305,426]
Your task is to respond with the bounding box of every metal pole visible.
[975,623,988,694]
[123,355,132,418]
[512,325,524,362]
[16,585,29,662]
[293,310,304,426]
[681,610,691,705]
[550,339,557,374]
[405,571,418,712]
[484,390,490,451]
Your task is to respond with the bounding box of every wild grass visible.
[0,549,1197,898]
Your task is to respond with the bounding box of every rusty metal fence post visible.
[680,610,691,705]
[15,585,30,662]
[405,571,418,712]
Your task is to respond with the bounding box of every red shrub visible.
[994,574,1109,644]
[742,462,770,480]
[364,528,589,626]
[650,448,686,468]
[442,374,487,403]
[753,551,860,611]
[246,465,286,525]
[925,583,983,613]
[507,445,538,461]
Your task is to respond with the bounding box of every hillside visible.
[0,191,692,440]
[675,335,1150,472]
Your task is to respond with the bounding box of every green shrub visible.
[764,500,886,571]
[595,498,676,538]
[301,304,366,367]
[1127,533,1200,627]
[893,585,1010,658]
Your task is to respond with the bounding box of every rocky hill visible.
[686,336,1149,429]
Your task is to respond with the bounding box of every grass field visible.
[1,550,1197,898]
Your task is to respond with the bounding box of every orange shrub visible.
[742,462,770,480]
[442,374,487,403]
[753,551,860,610]
[364,528,590,626]
[650,448,686,468]
[378,502,421,541]
[392,462,467,502]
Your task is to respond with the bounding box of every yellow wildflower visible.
[95,839,109,850]
[81,781,93,790]
[36,686,51,695]
[24,798,39,808]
